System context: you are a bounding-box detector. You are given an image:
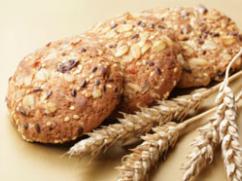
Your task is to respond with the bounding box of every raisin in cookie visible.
[6,35,123,143]
[89,13,182,113]
[143,5,242,88]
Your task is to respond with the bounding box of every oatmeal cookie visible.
[143,5,242,88]
[89,13,182,113]
[6,35,123,143]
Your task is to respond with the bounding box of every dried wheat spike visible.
[183,88,242,181]
[117,122,180,181]
[219,86,242,181]
[218,49,242,181]
[116,99,219,181]
[68,88,210,157]
[68,70,242,158]
[183,49,242,181]
[182,119,220,181]
[117,88,242,181]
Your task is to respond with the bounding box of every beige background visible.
[0,0,242,181]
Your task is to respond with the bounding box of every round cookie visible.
[6,35,123,143]
[89,13,182,113]
[143,5,242,88]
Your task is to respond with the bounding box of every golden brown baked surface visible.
[89,13,182,113]
[143,6,242,88]
[6,35,123,143]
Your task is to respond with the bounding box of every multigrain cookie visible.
[143,5,242,88]
[6,35,123,143]
[89,13,182,113]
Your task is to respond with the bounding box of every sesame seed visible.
[69,105,75,110]
[73,115,80,120]
[164,92,170,98]
[106,84,113,89]
[92,89,102,98]
[173,67,178,73]
[46,121,52,126]
[173,81,177,86]
[64,116,70,122]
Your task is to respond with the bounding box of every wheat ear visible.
[183,48,242,181]
[218,49,242,181]
[117,122,180,181]
[220,88,242,181]
[68,88,210,157]
[182,117,219,181]
[116,94,227,181]
[117,88,242,181]
[182,89,242,181]
[68,71,242,157]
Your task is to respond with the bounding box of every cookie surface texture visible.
[6,36,123,143]
[143,6,242,88]
[89,13,182,112]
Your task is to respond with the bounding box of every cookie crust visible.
[89,13,182,112]
[143,6,242,88]
[6,35,123,143]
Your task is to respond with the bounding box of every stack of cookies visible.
[6,5,242,143]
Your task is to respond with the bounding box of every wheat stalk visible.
[116,95,227,181]
[182,117,219,181]
[68,71,242,158]
[117,122,180,181]
[117,89,242,181]
[219,87,242,181]
[183,49,242,181]
[183,89,242,181]
[217,49,242,181]
[68,88,211,157]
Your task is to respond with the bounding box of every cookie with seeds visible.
[142,5,242,88]
[6,35,123,143]
[89,13,182,113]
